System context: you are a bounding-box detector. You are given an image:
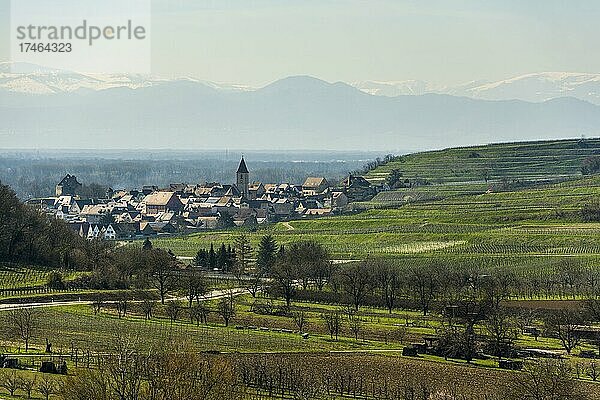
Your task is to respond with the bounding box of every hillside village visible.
[27,157,378,240]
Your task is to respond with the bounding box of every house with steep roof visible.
[302,177,329,196]
[143,191,183,215]
[56,174,82,197]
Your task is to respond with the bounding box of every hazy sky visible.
[1,0,600,86]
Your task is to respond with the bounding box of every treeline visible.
[0,156,364,199]
[215,236,600,364]
[0,183,188,298]
[0,183,90,268]
[351,154,396,176]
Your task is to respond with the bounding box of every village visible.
[26,157,379,240]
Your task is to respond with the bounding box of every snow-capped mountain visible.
[3,62,600,105]
[353,73,600,105]
[351,80,443,97]
[461,72,600,104]
[0,62,254,94]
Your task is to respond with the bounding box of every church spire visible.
[236,156,250,198]
[237,156,249,174]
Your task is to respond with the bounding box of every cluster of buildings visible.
[28,158,378,240]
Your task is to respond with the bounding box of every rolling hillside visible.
[365,138,600,186]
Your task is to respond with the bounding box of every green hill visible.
[365,138,600,185]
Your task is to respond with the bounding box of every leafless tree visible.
[165,301,182,323]
[92,296,104,315]
[217,294,236,327]
[8,307,38,351]
[409,264,439,315]
[0,369,21,396]
[338,261,374,311]
[37,374,57,400]
[545,309,584,354]
[190,303,210,325]
[588,361,600,381]
[374,260,402,314]
[322,310,342,340]
[180,267,209,308]
[506,359,583,400]
[140,299,155,320]
[347,312,363,340]
[117,299,128,318]
[148,249,177,304]
[484,306,517,357]
[19,375,36,399]
[291,310,308,332]
[271,257,298,308]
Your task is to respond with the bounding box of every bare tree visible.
[19,375,36,399]
[338,261,374,311]
[217,294,236,327]
[148,249,177,304]
[8,307,38,351]
[484,306,517,358]
[140,299,155,320]
[92,296,104,315]
[409,264,439,316]
[588,361,600,381]
[190,303,210,326]
[180,267,209,309]
[322,311,342,340]
[19,376,37,399]
[165,301,182,323]
[271,257,298,308]
[291,310,308,333]
[0,369,21,396]
[374,260,402,313]
[117,299,128,318]
[105,334,143,400]
[545,309,584,354]
[347,311,363,340]
[506,360,583,400]
[37,375,57,400]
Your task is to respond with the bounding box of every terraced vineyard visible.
[0,265,52,290]
[156,174,600,263]
[365,137,600,185]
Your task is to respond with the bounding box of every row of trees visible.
[0,369,58,400]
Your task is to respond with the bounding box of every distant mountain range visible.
[354,72,600,105]
[1,63,600,151]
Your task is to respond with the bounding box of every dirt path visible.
[0,288,246,311]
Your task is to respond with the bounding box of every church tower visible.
[236,156,250,198]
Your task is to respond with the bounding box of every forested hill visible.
[0,183,87,268]
[365,138,600,186]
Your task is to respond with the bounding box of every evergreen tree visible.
[194,249,209,268]
[217,243,228,270]
[208,243,217,269]
[256,235,278,274]
[142,238,153,250]
[226,244,235,272]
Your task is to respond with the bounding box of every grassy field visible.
[3,296,600,399]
